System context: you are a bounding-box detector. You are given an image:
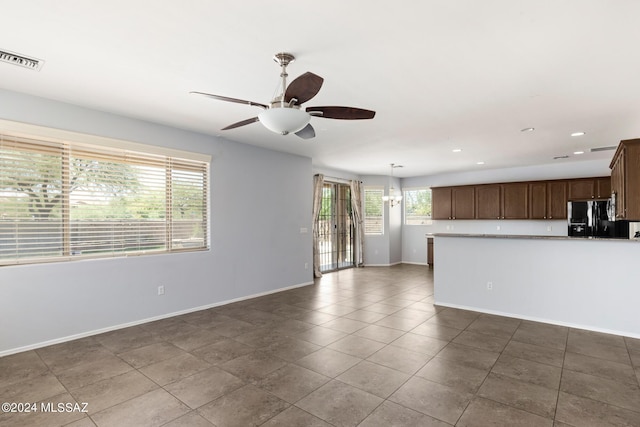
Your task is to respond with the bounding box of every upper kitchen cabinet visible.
[432,187,453,220]
[502,182,529,219]
[529,181,548,219]
[610,138,640,220]
[596,177,611,198]
[452,186,475,219]
[530,180,567,219]
[568,177,611,200]
[546,180,568,219]
[433,177,604,221]
[431,186,475,219]
[477,183,529,219]
[476,184,502,219]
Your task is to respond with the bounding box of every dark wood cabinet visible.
[502,183,529,219]
[529,181,548,219]
[610,139,640,220]
[547,180,567,219]
[427,237,434,267]
[452,186,475,219]
[476,183,528,219]
[476,184,502,219]
[568,179,594,200]
[596,177,611,198]
[431,187,452,220]
[432,186,475,219]
[432,177,600,221]
[568,177,611,200]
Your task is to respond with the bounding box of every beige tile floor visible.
[1,264,640,426]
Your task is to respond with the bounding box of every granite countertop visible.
[428,233,640,242]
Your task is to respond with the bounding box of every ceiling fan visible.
[190,52,376,139]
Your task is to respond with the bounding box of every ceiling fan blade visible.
[306,106,376,120]
[284,72,324,105]
[295,123,315,139]
[190,91,268,110]
[221,117,259,130]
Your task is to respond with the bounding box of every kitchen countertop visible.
[429,233,640,242]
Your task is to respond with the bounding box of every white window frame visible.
[364,186,384,235]
[0,120,210,266]
[403,187,433,225]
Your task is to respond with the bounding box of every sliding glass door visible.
[317,182,354,273]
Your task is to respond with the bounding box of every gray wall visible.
[0,90,313,355]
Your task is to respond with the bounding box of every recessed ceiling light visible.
[571,132,586,137]
[452,148,462,153]
[476,161,485,165]
[574,151,584,155]
[521,127,535,132]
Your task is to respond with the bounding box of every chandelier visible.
[382,163,403,207]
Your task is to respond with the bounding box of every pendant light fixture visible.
[382,163,403,207]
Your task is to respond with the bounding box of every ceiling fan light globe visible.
[258,108,311,135]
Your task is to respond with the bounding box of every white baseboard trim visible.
[0,280,314,357]
[401,261,428,266]
[364,261,403,267]
[435,301,640,340]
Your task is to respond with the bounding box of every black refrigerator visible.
[568,199,628,238]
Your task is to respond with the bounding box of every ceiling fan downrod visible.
[274,52,295,107]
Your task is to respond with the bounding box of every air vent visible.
[0,49,44,71]
[590,146,617,153]
[553,155,569,160]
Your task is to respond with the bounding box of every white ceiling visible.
[2,0,640,178]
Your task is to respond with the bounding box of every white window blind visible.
[364,187,384,235]
[0,133,209,265]
[404,188,432,225]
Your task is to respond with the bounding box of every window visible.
[364,187,384,235]
[404,188,432,225]
[0,130,209,266]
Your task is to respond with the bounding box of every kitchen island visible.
[433,233,640,338]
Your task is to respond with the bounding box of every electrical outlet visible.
[158,285,165,296]
[486,282,493,291]
[304,262,308,269]
[547,226,553,232]
[496,225,501,231]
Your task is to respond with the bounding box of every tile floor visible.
[1,264,640,426]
